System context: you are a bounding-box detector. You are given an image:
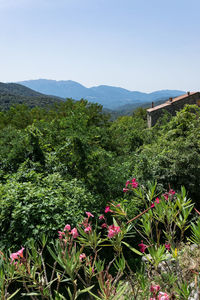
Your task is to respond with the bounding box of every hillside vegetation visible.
[0,100,200,299]
[0,82,63,110]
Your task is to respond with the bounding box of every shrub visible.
[0,171,102,249]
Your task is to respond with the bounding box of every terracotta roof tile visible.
[147,92,198,112]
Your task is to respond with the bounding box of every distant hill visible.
[103,97,171,120]
[18,79,185,110]
[0,82,63,110]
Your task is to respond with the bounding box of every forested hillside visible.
[0,82,63,110]
[0,100,200,299]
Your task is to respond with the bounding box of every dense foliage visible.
[0,101,200,250]
[0,99,200,298]
[1,182,200,299]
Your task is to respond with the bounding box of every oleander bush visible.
[0,180,199,299]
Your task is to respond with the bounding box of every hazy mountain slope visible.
[18,79,185,109]
[0,82,45,97]
[104,97,170,119]
[18,79,87,99]
[0,82,63,110]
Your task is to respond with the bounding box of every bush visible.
[0,171,102,249]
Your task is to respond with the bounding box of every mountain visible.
[18,79,185,110]
[0,82,63,110]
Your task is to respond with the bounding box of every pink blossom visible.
[10,252,19,262]
[116,203,121,207]
[163,193,169,200]
[125,180,130,187]
[86,212,94,218]
[64,224,71,232]
[169,189,175,195]
[10,247,25,262]
[150,284,160,293]
[99,214,105,220]
[124,178,138,190]
[79,253,86,261]
[71,228,79,239]
[165,243,171,251]
[105,206,112,213]
[123,188,129,192]
[163,189,175,201]
[111,225,121,234]
[107,225,121,238]
[150,298,156,300]
[108,229,115,238]
[138,240,148,253]
[84,224,92,233]
[58,231,65,239]
[131,178,138,188]
[158,292,170,300]
[101,223,107,229]
[17,247,25,258]
[151,197,160,208]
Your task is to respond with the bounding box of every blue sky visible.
[0,0,199,92]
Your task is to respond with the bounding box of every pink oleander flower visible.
[10,247,25,263]
[169,189,175,195]
[131,178,138,188]
[165,243,171,251]
[58,231,65,239]
[138,240,148,253]
[150,284,161,293]
[123,188,129,192]
[79,253,86,261]
[71,228,79,239]
[116,203,121,207]
[125,178,138,189]
[64,224,71,232]
[158,292,170,300]
[163,193,169,200]
[99,214,105,220]
[163,189,175,201]
[10,252,19,262]
[125,180,130,187]
[151,197,160,208]
[84,224,92,233]
[108,229,115,238]
[109,225,120,234]
[86,212,94,218]
[101,223,107,228]
[107,224,121,238]
[17,247,25,258]
[105,206,112,213]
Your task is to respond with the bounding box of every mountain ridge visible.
[17,79,185,109]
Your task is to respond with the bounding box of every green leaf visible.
[77,285,95,296]
[54,291,68,300]
[122,241,142,256]
[7,289,21,299]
